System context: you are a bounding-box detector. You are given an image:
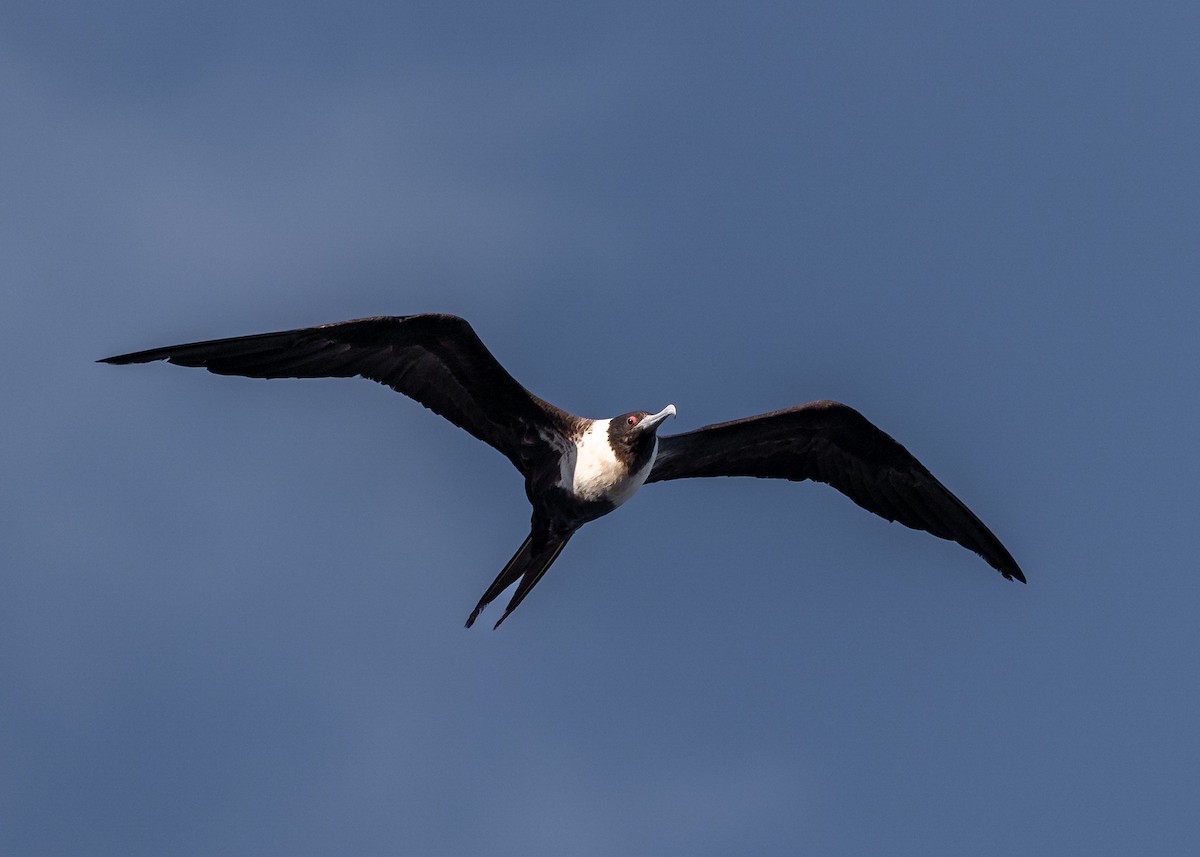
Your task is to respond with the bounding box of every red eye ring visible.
[626,415,640,426]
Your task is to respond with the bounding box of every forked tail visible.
[465,531,573,629]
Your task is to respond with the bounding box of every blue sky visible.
[4,2,1199,854]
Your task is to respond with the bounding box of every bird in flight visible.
[101,313,1023,628]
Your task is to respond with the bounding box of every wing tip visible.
[98,349,167,365]
[991,552,1026,584]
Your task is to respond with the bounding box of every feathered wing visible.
[648,400,1024,582]
[100,314,571,476]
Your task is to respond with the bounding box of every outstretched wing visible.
[100,314,572,476]
[648,400,1024,582]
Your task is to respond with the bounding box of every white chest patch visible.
[562,419,657,506]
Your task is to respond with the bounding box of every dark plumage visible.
[100,313,1023,628]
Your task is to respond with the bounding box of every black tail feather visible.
[465,531,573,629]
[492,538,571,629]
[465,534,532,628]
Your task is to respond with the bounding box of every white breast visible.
[564,419,657,506]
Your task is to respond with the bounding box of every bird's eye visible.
[626,415,640,427]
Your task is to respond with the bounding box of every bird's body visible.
[101,313,1023,628]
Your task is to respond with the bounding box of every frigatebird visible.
[100,313,1023,628]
